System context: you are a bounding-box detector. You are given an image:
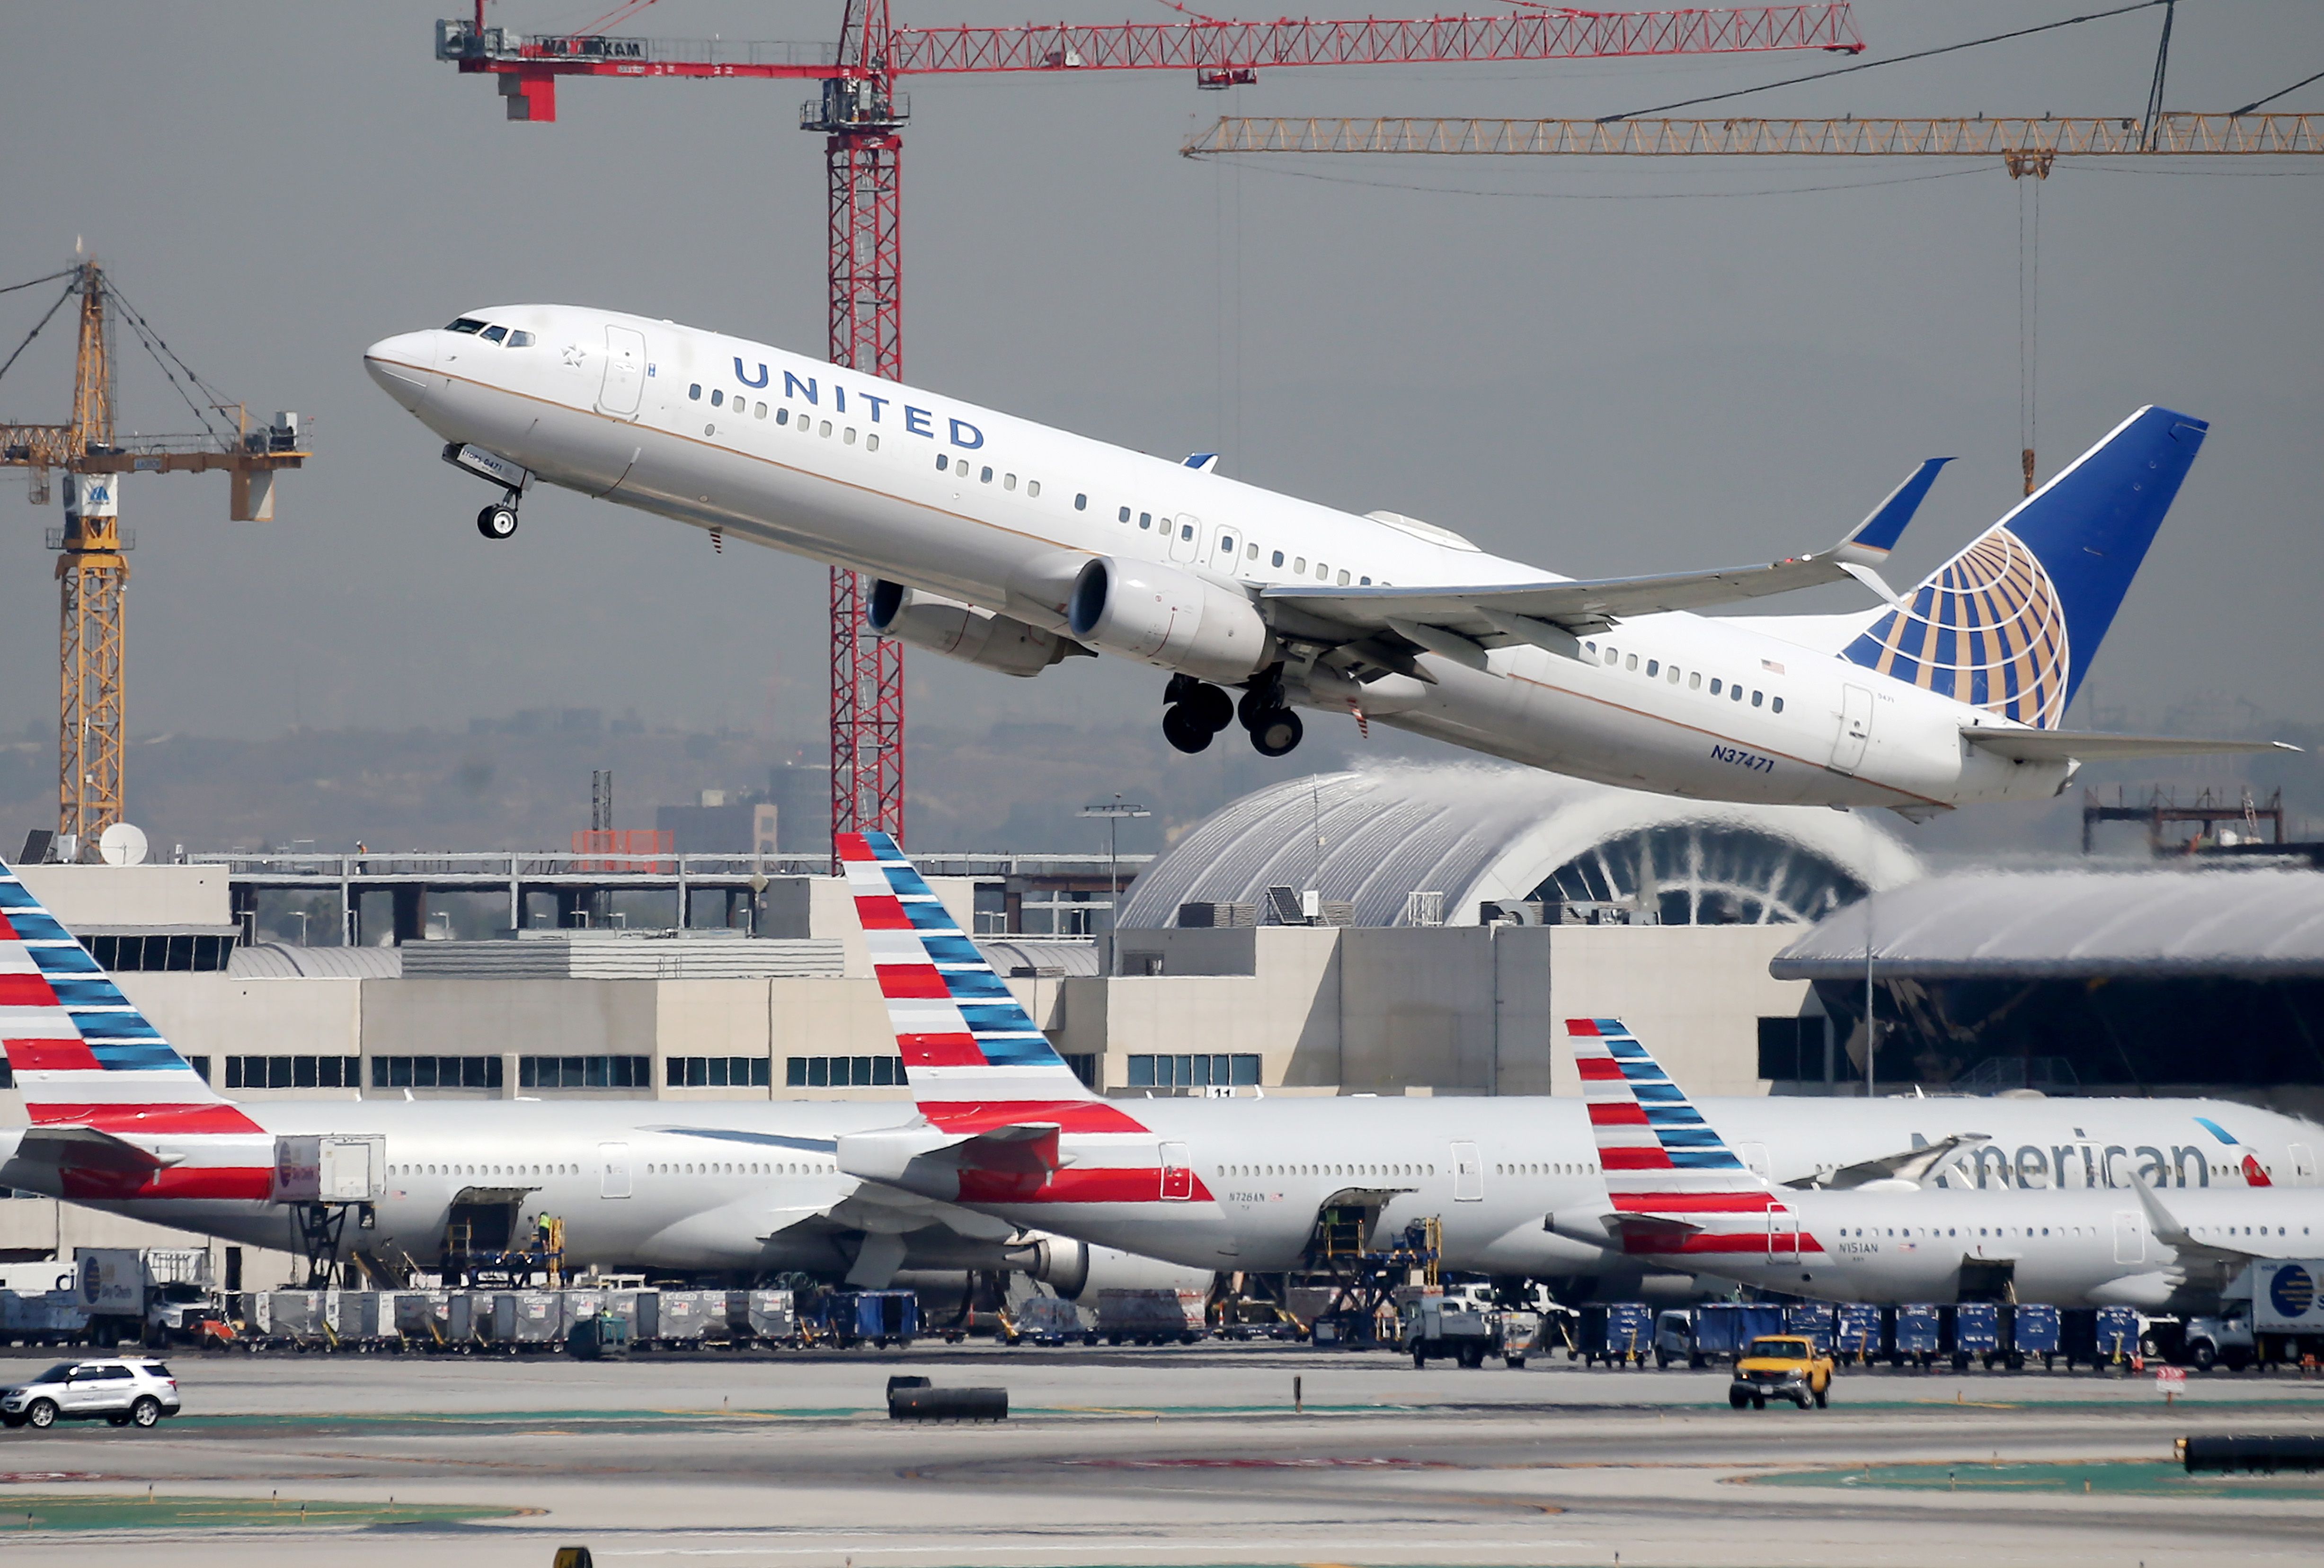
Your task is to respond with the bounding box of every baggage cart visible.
[1890,1304,1941,1368]
[1834,1302,1882,1364]
[1950,1302,2000,1370]
[1783,1302,1836,1354]
[2005,1303,2061,1368]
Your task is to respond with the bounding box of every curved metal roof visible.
[1771,868,2324,980]
[1118,764,1919,929]
[228,942,404,979]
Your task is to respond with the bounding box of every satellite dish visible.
[97,822,149,866]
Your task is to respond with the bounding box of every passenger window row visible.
[1584,640,1785,715]
[688,381,888,452]
[935,452,1038,496]
[643,1158,834,1176]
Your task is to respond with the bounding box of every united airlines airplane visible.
[364,309,2287,819]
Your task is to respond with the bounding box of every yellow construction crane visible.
[0,259,310,855]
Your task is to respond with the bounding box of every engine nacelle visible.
[1004,1234,1215,1302]
[1067,557,1274,685]
[869,580,1077,678]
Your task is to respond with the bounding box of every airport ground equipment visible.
[888,1380,1009,1422]
[1783,1302,1836,1354]
[1575,1302,1655,1367]
[2005,1304,2062,1369]
[2057,1305,2143,1371]
[1950,1302,2001,1371]
[1834,1302,1882,1364]
[567,1310,630,1360]
[432,3,1860,853]
[1656,1303,1784,1369]
[1012,1295,1090,1347]
[1889,1303,1942,1368]
[1728,1334,1833,1410]
[1097,1285,1207,1347]
[809,1288,918,1348]
[0,259,310,850]
[2180,1435,2324,1474]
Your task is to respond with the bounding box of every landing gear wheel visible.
[477,503,519,540]
[1187,682,1235,734]
[1249,708,1303,758]
[1162,705,1214,754]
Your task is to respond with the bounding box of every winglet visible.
[1183,452,1220,473]
[1835,457,1952,566]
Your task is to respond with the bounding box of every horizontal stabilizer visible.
[835,1120,1064,1185]
[11,1125,181,1173]
[1964,729,2298,763]
[1786,1133,1989,1191]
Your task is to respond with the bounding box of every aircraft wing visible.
[2129,1177,2265,1276]
[1964,729,2299,763]
[1264,457,1948,643]
[1785,1133,1990,1191]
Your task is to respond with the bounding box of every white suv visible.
[1,1358,181,1430]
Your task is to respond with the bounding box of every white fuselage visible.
[1640,1183,2324,1311]
[841,1090,2317,1278]
[0,1100,1008,1278]
[365,309,2073,816]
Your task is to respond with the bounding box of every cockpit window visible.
[506,330,534,348]
[481,326,508,344]
[446,318,487,334]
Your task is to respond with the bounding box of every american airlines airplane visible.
[364,308,2285,817]
[1574,1017,2323,1311]
[829,832,2317,1285]
[0,859,1088,1288]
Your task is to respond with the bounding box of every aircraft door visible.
[2112,1210,2145,1264]
[1831,685,1873,774]
[2292,1143,2316,1186]
[1768,1206,1800,1260]
[1736,1143,1771,1181]
[1167,514,1204,564]
[1159,1141,1194,1201]
[599,1141,632,1199]
[597,326,647,418]
[1451,1141,1483,1201]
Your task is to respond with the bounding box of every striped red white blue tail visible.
[0,859,254,1135]
[1571,1017,1812,1257]
[841,832,1102,1117]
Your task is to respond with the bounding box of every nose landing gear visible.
[476,496,520,540]
[1162,674,1235,754]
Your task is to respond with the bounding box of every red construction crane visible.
[436,2,1865,858]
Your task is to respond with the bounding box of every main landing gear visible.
[1160,670,1304,758]
[477,494,520,540]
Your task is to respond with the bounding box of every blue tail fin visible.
[1841,407,2207,727]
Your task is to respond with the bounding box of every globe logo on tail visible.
[1844,526,2070,729]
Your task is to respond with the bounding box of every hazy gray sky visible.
[0,0,2317,769]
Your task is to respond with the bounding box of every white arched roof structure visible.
[1117,764,1921,930]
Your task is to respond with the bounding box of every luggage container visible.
[2059,1306,2140,1370]
[393,1291,450,1347]
[1950,1302,2000,1370]
[494,1292,562,1346]
[1890,1304,1941,1368]
[339,1291,386,1342]
[0,1289,90,1345]
[744,1290,797,1342]
[266,1291,329,1341]
[568,1309,630,1360]
[1095,1287,1205,1346]
[656,1290,719,1346]
[1576,1302,1654,1367]
[1834,1302,1882,1364]
[2005,1303,2061,1368]
[1783,1302,1836,1354]
[447,1292,489,1347]
[812,1289,919,1348]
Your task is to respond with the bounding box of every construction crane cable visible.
[2232,66,2324,117]
[101,281,237,445]
[0,281,78,393]
[0,268,77,299]
[1598,0,2169,122]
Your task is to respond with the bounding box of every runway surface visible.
[3,1344,2321,1567]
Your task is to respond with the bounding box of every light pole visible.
[1079,797,1150,958]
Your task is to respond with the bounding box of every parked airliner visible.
[1574,1018,2323,1310]
[365,308,2285,818]
[829,833,2318,1284]
[0,859,1070,1287]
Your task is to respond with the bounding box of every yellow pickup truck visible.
[1728,1334,1834,1410]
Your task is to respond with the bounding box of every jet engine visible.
[1067,557,1274,685]
[869,580,1079,677]
[1004,1234,1215,1302]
